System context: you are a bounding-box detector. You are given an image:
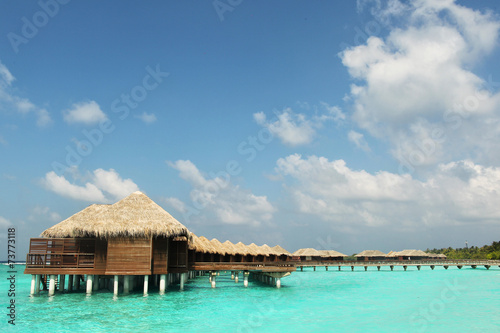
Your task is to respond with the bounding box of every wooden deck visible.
[189,261,296,273]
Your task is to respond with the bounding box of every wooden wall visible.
[105,237,152,275]
[152,237,169,275]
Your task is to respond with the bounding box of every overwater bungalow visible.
[355,250,387,261]
[25,192,295,296]
[388,249,430,260]
[293,248,323,262]
[318,250,348,262]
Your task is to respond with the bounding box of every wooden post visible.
[180,272,186,291]
[159,274,166,294]
[417,265,421,271]
[403,266,407,271]
[93,276,99,291]
[235,272,239,283]
[124,276,130,294]
[144,275,149,295]
[74,275,80,290]
[338,266,341,271]
[211,272,216,288]
[67,275,73,292]
[86,275,93,294]
[276,278,281,289]
[113,275,119,296]
[60,275,66,292]
[364,266,367,271]
[390,265,394,271]
[49,275,56,296]
[35,274,41,294]
[244,272,249,287]
[231,271,235,280]
[30,275,36,295]
[351,266,354,271]
[377,266,380,271]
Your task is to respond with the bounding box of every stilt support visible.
[211,272,216,288]
[86,275,93,294]
[67,275,73,292]
[124,276,130,294]
[377,266,380,271]
[30,275,36,295]
[235,272,239,283]
[351,266,354,271]
[113,275,119,296]
[417,266,421,271]
[430,265,435,270]
[244,272,249,287]
[35,274,41,294]
[390,265,394,271]
[159,274,166,294]
[403,266,407,271]
[144,275,149,295]
[276,278,281,289]
[364,266,367,271]
[444,265,449,270]
[48,275,56,296]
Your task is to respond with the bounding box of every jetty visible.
[24,192,295,297]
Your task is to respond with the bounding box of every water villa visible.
[24,192,295,296]
[355,250,387,261]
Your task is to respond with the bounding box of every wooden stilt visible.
[124,276,130,294]
[30,275,36,295]
[113,275,119,296]
[86,275,93,294]
[67,275,73,292]
[35,274,41,294]
[48,275,56,296]
[144,275,149,295]
[159,274,166,294]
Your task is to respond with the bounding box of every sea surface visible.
[1,265,499,332]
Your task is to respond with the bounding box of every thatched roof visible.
[197,236,217,254]
[260,244,275,256]
[319,250,348,257]
[393,249,429,257]
[355,250,386,257]
[210,238,227,255]
[248,243,265,256]
[272,245,291,255]
[222,240,238,256]
[293,248,322,256]
[41,191,190,238]
[235,242,254,255]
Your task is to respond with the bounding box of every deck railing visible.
[26,253,95,269]
[297,259,500,266]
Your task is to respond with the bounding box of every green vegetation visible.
[426,241,500,260]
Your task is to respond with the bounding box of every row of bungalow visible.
[24,192,295,296]
[292,249,447,262]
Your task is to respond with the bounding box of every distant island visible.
[426,241,500,260]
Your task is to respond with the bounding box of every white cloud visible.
[167,160,275,226]
[348,130,371,152]
[135,112,157,124]
[92,168,140,199]
[341,0,500,168]
[41,168,139,203]
[0,216,12,228]
[254,105,343,146]
[276,154,500,229]
[0,60,53,127]
[63,101,107,125]
[28,206,61,223]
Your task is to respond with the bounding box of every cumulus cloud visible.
[41,168,139,203]
[28,206,61,223]
[254,104,344,146]
[166,160,275,226]
[135,112,157,124]
[341,0,500,168]
[0,61,52,127]
[0,216,12,228]
[348,130,371,152]
[275,154,500,230]
[63,101,107,125]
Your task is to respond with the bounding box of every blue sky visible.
[2,0,500,260]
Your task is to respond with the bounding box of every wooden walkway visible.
[297,259,500,271]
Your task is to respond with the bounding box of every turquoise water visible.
[1,265,499,332]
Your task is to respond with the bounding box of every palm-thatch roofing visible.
[392,249,429,257]
[210,238,228,255]
[355,250,387,257]
[259,244,275,256]
[248,243,266,256]
[222,240,238,256]
[292,248,322,257]
[41,191,190,239]
[272,245,291,255]
[235,242,255,256]
[189,233,217,253]
[319,250,348,257]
